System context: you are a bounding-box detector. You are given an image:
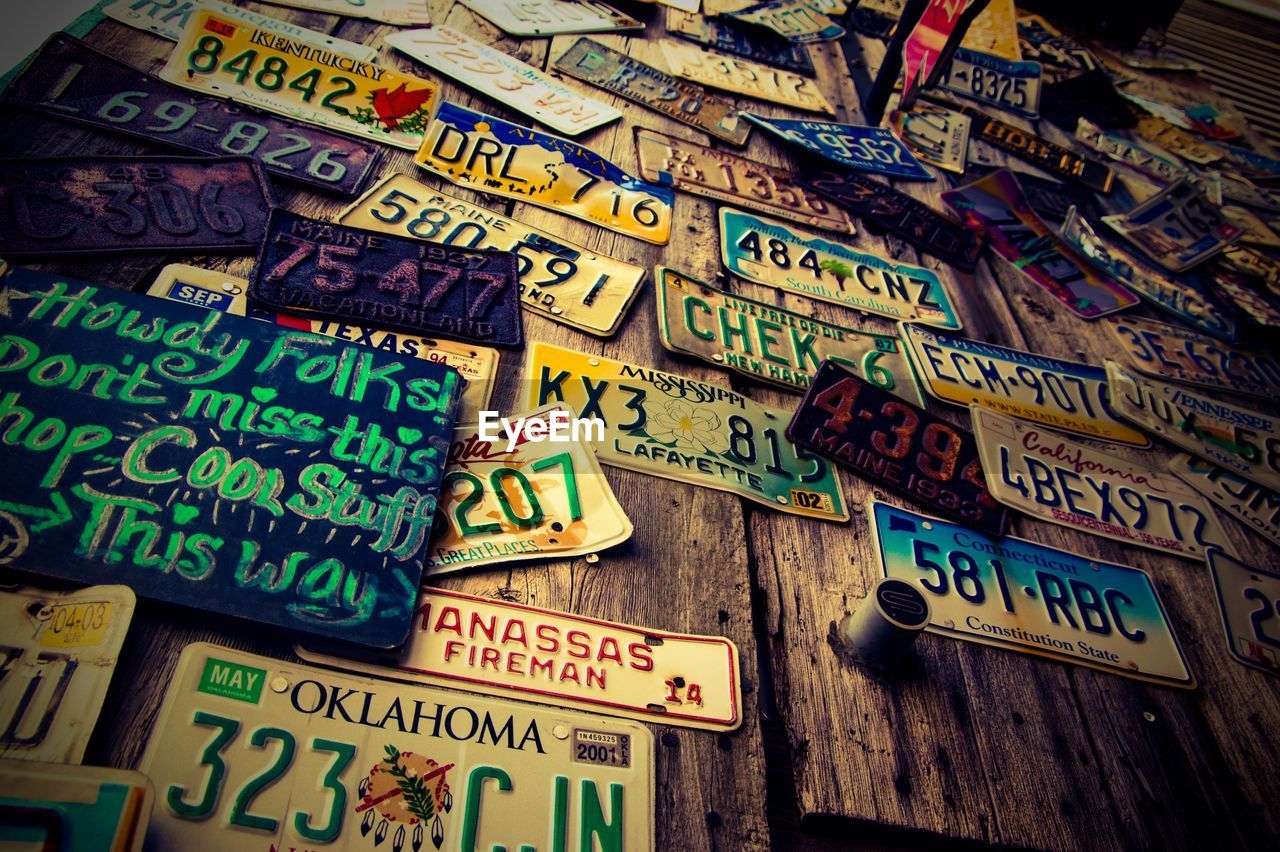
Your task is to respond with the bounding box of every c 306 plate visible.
[1104,315,1278,399]
[937,48,1042,118]
[1208,551,1280,677]
[666,8,815,77]
[1170,453,1280,549]
[889,101,972,175]
[658,39,833,113]
[745,114,934,181]
[1102,178,1242,273]
[461,0,642,36]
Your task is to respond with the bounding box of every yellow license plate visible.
[961,0,1022,61]
[657,39,834,114]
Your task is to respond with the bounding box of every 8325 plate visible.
[1208,551,1280,677]
[1104,315,1278,398]
[745,114,933,181]
[937,47,1042,118]
[658,40,833,113]
[460,0,642,35]
[1170,453,1280,548]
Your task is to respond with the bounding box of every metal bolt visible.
[270,676,289,693]
[552,725,570,739]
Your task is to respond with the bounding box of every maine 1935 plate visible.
[972,405,1231,559]
[1103,179,1243,273]
[727,0,845,43]
[889,101,971,175]
[635,129,853,233]
[417,102,673,245]
[745,114,933,181]
[298,588,741,731]
[1,35,382,198]
[1208,551,1280,677]
[461,0,642,36]
[1170,453,1280,548]
[141,643,654,851]
[667,8,815,77]
[656,267,923,401]
[900,323,1148,446]
[339,175,645,337]
[869,501,1193,687]
[658,39,833,113]
[523,342,847,520]
[1104,315,1279,399]
[787,361,1007,535]
[553,37,749,146]
[937,48,1042,118]
[0,760,152,852]
[253,0,431,25]
[0,156,272,258]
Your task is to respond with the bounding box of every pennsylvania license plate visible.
[1208,551,1280,676]
[1102,179,1242,272]
[298,588,741,731]
[658,39,833,114]
[937,48,1042,118]
[727,0,845,43]
[460,0,642,36]
[0,760,152,851]
[416,102,674,245]
[1170,453,1280,548]
[1105,315,1278,398]
[868,500,1193,688]
[522,342,847,520]
[745,114,933,181]
[666,9,815,77]
[252,0,430,25]
[655,267,923,402]
[889,101,972,175]
[141,643,654,851]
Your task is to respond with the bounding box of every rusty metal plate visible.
[1104,315,1278,399]
[666,8,814,77]
[460,0,642,35]
[1103,179,1243,272]
[254,0,430,24]
[745,114,933,181]
[0,759,152,851]
[937,48,1042,118]
[889,101,972,175]
[961,0,1021,61]
[1170,453,1280,549]
[1208,551,1280,677]
[657,39,833,114]
[727,0,845,43]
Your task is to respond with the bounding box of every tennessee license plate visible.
[0,760,152,851]
[250,0,430,24]
[141,643,654,851]
[869,501,1193,687]
[298,588,741,731]
[889,101,972,175]
[1209,550,1280,676]
[727,0,845,43]
[416,102,673,245]
[1102,179,1242,272]
[1105,315,1278,398]
[666,9,815,77]
[339,175,645,337]
[460,0,642,35]
[658,39,833,113]
[1170,453,1280,548]
[745,114,933,180]
[522,342,847,520]
[937,48,1042,118]
[655,267,922,402]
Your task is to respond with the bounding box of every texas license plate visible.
[416,102,674,245]
[253,0,430,24]
[868,500,1193,688]
[937,48,1042,117]
[746,114,933,180]
[339,175,645,337]
[140,643,654,851]
[655,267,923,402]
[666,9,815,77]
[0,760,152,851]
[460,0,642,35]
[889,101,972,175]
[1170,453,1280,548]
[727,0,845,43]
[1102,179,1242,272]
[1105,315,1278,398]
[522,342,847,520]
[1208,551,1280,676]
[658,39,833,114]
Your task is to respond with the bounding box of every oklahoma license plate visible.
[1105,315,1278,398]
[1208,550,1280,676]
[869,501,1193,687]
[522,342,847,520]
[658,39,833,113]
[745,114,933,180]
[727,0,845,43]
[460,0,642,35]
[1170,453,1280,548]
[1102,179,1242,272]
[666,9,815,77]
[141,643,654,851]
[0,760,152,852]
[889,101,972,174]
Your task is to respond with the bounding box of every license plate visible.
[655,267,923,402]
[666,9,815,77]
[1105,315,1278,398]
[635,128,852,233]
[384,27,620,137]
[0,585,135,763]
[140,643,654,851]
[719,208,963,329]
[888,101,972,175]
[1185,103,1241,140]
[1,35,382,198]
[1208,551,1280,676]
[522,342,847,520]
[787,361,1007,535]
[1206,265,1280,329]
[416,102,674,244]
[255,0,430,24]
[460,0,642,36]
[1170,453,1280,548]
[937,48,1042,118]
[297,588,741,731]
[339,175,645,337]
[1223,205,1280,249]
[1134,115,1223,165]
[1017,14,1095,72]
[727,0,845,43]
[899,0,984,105]
[900,323,1148,445]
[869,500,1193,687]
[1222,244,1280,291]
[969,166,1103,226]
[1075,117,1187,186]
[745,114,933,181]
[960,0,1021,61]
[658,40,833,114]
[1102,179,1242,272]
[0,156,271,258]
[552,37,749,146]
[159,8,440,151]
[0,760,152,851]
[971,405,1230,559]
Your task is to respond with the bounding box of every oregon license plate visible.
[889,101,971,174]
[522,342,847,520]
[416,102,673,245]
[666,9,815,77]
[460,0,642,35]
[339,175,645,337]
[1105,315,1278,398]
[0,760,152,851]
[658,39,833,113]
[869,500,1193,687]
[141,643,654,851]
[298,588,741,731]
[250,0,430,24]
[1170,453,1280,548]
[655,267,923,401]
[745,114,933,180]
[1102,179,1242,272]
[727,0,845,43]
[1208,551,1280,676]
[937,48,1042,117]
[971,405,1231,559]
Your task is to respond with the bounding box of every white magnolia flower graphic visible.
[647,400,727,454]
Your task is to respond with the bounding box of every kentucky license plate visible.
[666,9,815,77]
[937,48,1042,117]
[658,39,833,114]
[727,0,845,43]
[460,0,642,35]
[889,102,972,175]
[522,342,847,520]
[1170,453,1280,548]
[1209,550,1280,676]
[745,114,933,181]
[1103,179,1242,272]
[141,643,654,851]
[869,501,1193,687]
[1105,315,1278,398]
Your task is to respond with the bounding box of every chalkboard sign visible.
[0,266,461,648]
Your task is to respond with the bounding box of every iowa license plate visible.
[889,101,972,175]
[522,342,847,520]
[666,9,815,77]
[937,48,1042,117]
[1209,550,1280,676]
[0,760,152,852]
[141,643,654,851]
[1105,315,1278,398]
[746,114,933,181]
[1102,178,1242,272]
[1170,453,1280,548]
[461,0,642,36]
[869,501,1193,688]
[658,39,833,114]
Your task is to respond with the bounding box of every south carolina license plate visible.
[746,114,933,180]
[1102,178,1242,272]
[1208,550,1280,676]
[1105,315,1278,398]
[460,0,642,36]
[1170,453,1280,548]
[937,48,1042,118]
[658,39,833,113]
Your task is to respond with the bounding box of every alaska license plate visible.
[460,0,642,35]
[727,0,845,43]
[141,643,654,851]
[1208,551,1280,677]
[1103,179,1242,272]
[522,342,847,520]
[889,101,972,175]
[666,9,815,77]
[658,39,833,114]
[869,500,1193,687]
[937,48,1042,118]
[745,114,933,181]
[0,759,152,852]
[1105,315,1278,398]
[1170,453,1280,548]
[253,0,431,25]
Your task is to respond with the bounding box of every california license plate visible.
[666,8,815,77]
[1208,551,1280,676]
[727,0,845,43]
[937,48,1042,117]
[460,0,642,35]
[416,102,674,245]
[1105,315,1278,398]
[745,114,933,180]
[1170,453,1280,548]
[254,0,430,24]
[889,101,971,175]
[0,759,152,851]
[522,342,847,520]
[1103,179,1242,272]
[869,500,1193,687]
[141,643,654,851]
[658,39,833,114]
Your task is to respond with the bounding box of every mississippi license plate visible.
[655,267,923,402]
[0,585,135,764]
[787,361,1007,535]
[869,500,1193,687]
[160,9,440,150]
[1170,453,1280,548]
[141,643,654,851]
[971,406,1231,559]
[0,156,271,258]
[1103,179,1242,272]
[666,9,815,77]
[522,342,847,520]
[253,0,430,24]
[745,114,933,181]
[889,102,972,175]
[727,0,845,43]
[460,0,642,35]
[937,48,1042,118]
[298,588,741,731]
[658,39,833,114]
[1208,551,1280,676]
[636,129,852,233]
[0,760,152,851]
[416,102,673,245]
[1105,315,1278,398]
[900,323,1148,446]
[553,38,749,146]
[339,175,645,337]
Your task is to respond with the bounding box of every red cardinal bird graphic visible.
[370,83,433,129]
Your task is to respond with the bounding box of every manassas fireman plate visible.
[460,0,642,36]
[141,643,654,851]
[0,759,152,852]
[521,342,847,520]
[971,406,1232,559]
[1169,453,1280,548]
[656,266,923,402]
[657,39,833,114]
[298,588,741,731]
[869,500,1193,687]
[1104,315,1279,399]
[416,102,673,245]
[1208,550,1280,677]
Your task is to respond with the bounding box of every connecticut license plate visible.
[1208,551,1280,676]
[667,8,815,77]
[1102,179,1242,272]
[658,39,833,113]
[746,114,933,180]
[937,48,1042,117]
[461,0,642,35]
[1105,315,1278,398]
[727,0,845,43]
[1170,453,1280,548]
[889,101,971,174]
